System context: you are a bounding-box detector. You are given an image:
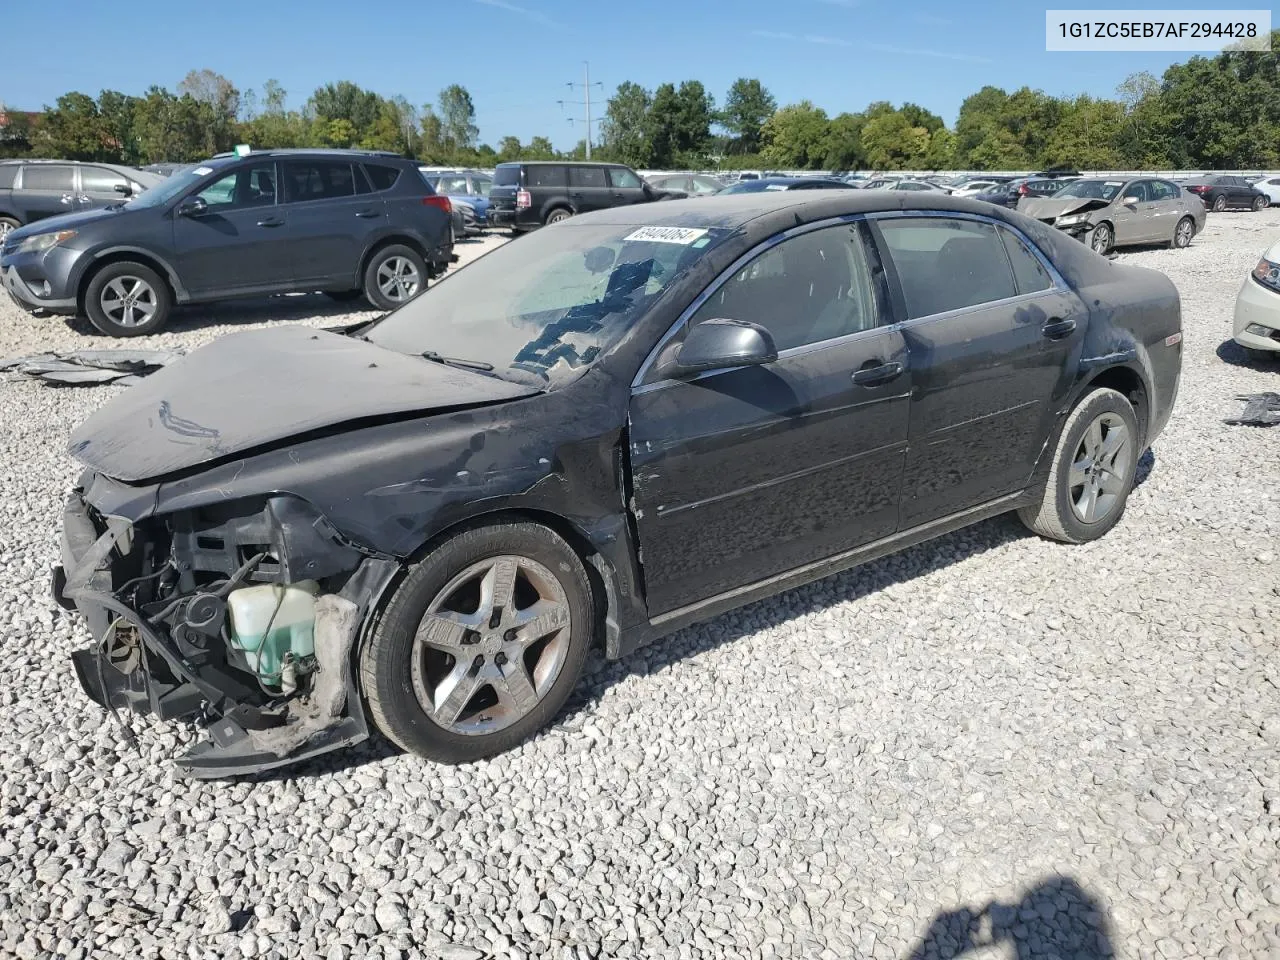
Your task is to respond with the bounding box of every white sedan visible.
[1251,176,1280,206]
[1233,238,1280,361]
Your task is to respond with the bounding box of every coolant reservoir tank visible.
[227,581,320,685]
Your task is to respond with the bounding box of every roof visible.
[209,148,404,159]
[495,160,631,168]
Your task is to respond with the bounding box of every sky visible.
[3,0,1214,151]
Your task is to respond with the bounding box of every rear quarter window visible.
[493,165,521,187]
[364,164,401,191]
[0,165,17,189]
[528,166,567,188]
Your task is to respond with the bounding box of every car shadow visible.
[1216,337,1278,369]
[59,293,380,339]
[903,875,1116,959]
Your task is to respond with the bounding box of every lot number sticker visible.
[624,227,709,244]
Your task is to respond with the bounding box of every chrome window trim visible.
[630,208,1069,395]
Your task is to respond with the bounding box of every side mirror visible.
[1122,196,1139,207]
[176,196,208,217]
[670,318,777,377]
[113,183,132,195]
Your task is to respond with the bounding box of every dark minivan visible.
[1,149,453,336]
[0,160,161,240]
[488,161,681,231]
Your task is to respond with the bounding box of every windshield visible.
[366,223,731,388]
[721,179,781,194]
[1052,179,1124,201]
[125,164,221,209]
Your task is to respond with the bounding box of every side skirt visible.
[616,489,1032,658]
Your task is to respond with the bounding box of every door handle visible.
[1042,318,1077,340]
[355,210,380,218]
[60,194,74,205]
[256,218,284,228]
[852,361,904,386]
[77,196,92,203]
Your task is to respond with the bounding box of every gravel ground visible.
[0,214,1277,960]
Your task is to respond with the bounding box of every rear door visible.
[172,161,292,295]
[607,166,650,206]
[872,213,1086,527]
[1117,179,1158,243]
[280,159,382,285]
[14,164,77,222]
[628,219,910,614]
[1147,179,1183,240]
[78,165,133,211]
[567,165,612,213]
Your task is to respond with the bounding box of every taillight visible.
[1187,185,1209,194]
[516,189,531,210]
[423,195,452,215]
[1018,184,1030,196]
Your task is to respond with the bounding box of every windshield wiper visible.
[420,350,495,372]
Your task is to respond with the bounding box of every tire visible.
[83,261,172,337]
[324,290,364,303]
[361,522,596,764]
[1252,195,1268,212]
[1171,216,1195,249]
[1018,387,1140,544]
[1089,222,1113,255]
[363,244,427,311]
[544,207,571,226]
[0,216,20,241]
[1212,194,1227,212]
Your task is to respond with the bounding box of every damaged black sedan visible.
[55,191,1182,777]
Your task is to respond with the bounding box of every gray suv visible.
[1,149,454,336]
[0,160,161,240]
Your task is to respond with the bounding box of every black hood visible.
[69,326,538,483]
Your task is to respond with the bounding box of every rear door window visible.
[20,165,75,191]
[283,160,358,203]
[998,227,1052,295]
[81,165,130,195]
[528,165,567,188]
[1149,180,1178,201]
[364,163,402,191]
[877,217,1018,319]
[569,166,607,188]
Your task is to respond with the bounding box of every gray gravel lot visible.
[1,215,1278,960]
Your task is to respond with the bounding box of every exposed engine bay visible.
[55,483,398,778]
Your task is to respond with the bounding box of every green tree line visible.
[1,34,1277,171]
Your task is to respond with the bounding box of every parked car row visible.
[486,162,685,232]
[2,149,456,335]
[0,160,163,240]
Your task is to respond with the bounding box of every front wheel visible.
[1252,195,1268,212]
[1212,195,1228,212]
[1018,387,1140,544]
[1171,216,1195,249]
[83,261,172,337]
[0,217,19,241]
[1089,222,1113,255]
[363,244,427,311]
[361,522,595,763]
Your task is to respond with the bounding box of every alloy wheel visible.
[1069,412,1131,524]
[376,256,421,302]
[99,275,158,328]
[411,555,572,735]
[1174,219,1193,248]
[1090,225,1111,254]
[0,221,13,241]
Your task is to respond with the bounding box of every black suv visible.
[0,160,161,240]
[488,161,682,232]
[0,149,454,336]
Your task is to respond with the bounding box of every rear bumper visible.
[487,208,536,230]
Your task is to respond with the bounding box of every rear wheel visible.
[1212,194,1228,212]
[361,522,595,763]
[1089,222,1113,255]
[83,261,172,337]
[0,217,19,241]
[1171,216,1194,249]
[1252,195,1268,212]
[1018,387,1140,544]
[544,208,571,226]
[363,244,427,311]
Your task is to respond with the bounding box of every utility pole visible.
[558,61,604,159]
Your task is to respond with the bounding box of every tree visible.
[418,108,446,162]
[721,78,776,155]
[1044,96,1124,170]
[820,112,865,170]
[645,83,681,167]
[600,82,653,168]
[41,92,109,160]
[309,81,381,137]
[671,80,715,161]
[437,85,479,154]
[239,79,307,149]
[179,69,240,154]
[496,135,523,163]
[525,136,556,160]
[132,87,212,162]
[97,91,140,164]
[760,101,831,168]
[861,112,929,169]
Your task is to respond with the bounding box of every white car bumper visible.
[1233,275,1280,352]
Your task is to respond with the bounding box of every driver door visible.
[627,221,911,616]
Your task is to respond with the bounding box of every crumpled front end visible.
[53,479,400,778]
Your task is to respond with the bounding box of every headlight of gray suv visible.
[14,229,78,255]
